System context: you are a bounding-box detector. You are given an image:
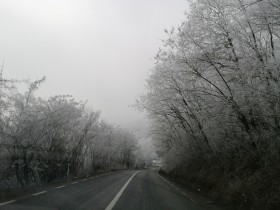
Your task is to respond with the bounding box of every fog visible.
[0,0,187,127]
[1,1,279,209]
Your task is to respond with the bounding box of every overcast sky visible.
[0,0,188,127]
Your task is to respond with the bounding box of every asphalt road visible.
[0,169,223,210]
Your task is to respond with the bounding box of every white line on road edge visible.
[32,191,47,196]
[99,173,110,177]
[71,181,78,184]
[105,171,140,210]
[0,200,16,206]
[88,172,109,180]
[56,185,66,189]
[157,173,196,203]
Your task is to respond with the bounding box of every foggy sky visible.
[0,0,187,127]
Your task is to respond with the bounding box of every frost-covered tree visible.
[138,0,280,209]
[0,77,139,189]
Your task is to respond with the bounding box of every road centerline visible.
[32,191,47,196]
[105,171,140,210]
[56,185,66,189]
[71,181,78,184]
[0,200,16,206]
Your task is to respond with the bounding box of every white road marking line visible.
[0,200,16,206]
[100,172,112,176]
[189,198,196,203]
[157,172,197,203]
[82,172,111,181]
[105,171,140,210]
[56,185,66,189]
[71,181,78,184]
[32,191,47,196]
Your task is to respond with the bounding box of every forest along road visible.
[0,169,223,210]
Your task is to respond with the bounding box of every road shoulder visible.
[158,170,227,210]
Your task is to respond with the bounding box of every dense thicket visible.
[0,77,139,190]
[138,0,280,209]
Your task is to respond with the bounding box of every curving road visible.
[0,169,223,210]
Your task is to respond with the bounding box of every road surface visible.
[0,169,223,210]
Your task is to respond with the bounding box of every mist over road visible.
[0,169,223,210]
